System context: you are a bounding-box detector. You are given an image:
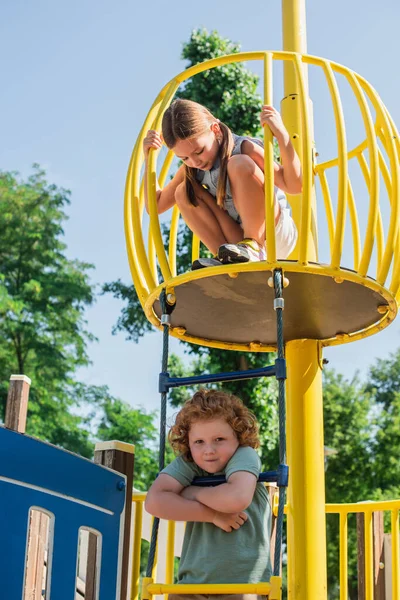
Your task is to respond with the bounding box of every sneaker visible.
[191,257,223,270]
[218,239,266,264]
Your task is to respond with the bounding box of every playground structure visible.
[1,1,400,599]
[123,0,400,598]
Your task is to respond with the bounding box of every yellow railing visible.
[131,492,400,600]
[124,51,400,349]
[326,498,400,600]
[131,491,281,600]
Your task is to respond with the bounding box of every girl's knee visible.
[227,154,256,178]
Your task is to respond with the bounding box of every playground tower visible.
[124,1,400,598]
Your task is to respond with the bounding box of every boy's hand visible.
[143,130,163,157]
[260,105,289,143]
[212,510,248,533]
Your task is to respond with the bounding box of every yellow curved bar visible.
[344,71,379,278]
[169,205,180,277]
[322,61,348,269]
[147,80,180,282]
[294,54,313,264]
[124,146,150,301]
[318,169,335,256]
[357,153,384,271]
[192,234,201,263]
[347,179,361,270]
[264,52,276,263]
[147,227,159,286]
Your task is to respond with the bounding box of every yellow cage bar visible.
[125,51,400,354]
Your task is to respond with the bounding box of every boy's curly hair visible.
[168,388,260,461]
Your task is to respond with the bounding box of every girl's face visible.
[188,418,239,473]
[172,123,220,170]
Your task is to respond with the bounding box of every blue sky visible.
[1,0,400,412]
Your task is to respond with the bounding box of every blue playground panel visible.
[0,426,126,599]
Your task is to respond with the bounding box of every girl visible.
[143,99,302,268]
[145,389,272,598]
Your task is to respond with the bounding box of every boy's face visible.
[188,418,239,473]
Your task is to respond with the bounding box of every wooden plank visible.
[383,534,392,600]
[5,374,31,433]
[357,511,386,600]
[86,441,135,600]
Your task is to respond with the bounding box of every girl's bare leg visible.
[227,155,279,245]
[175,181,242,255]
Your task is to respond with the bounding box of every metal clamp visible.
[161,314,171,327]
[274,298,284,311]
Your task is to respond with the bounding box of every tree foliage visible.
[0,166,98,455]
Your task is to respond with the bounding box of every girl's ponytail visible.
[216,122,234,208]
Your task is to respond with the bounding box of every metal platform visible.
[151,264,397,351]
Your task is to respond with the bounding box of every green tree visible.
[0,166,97,456]
[95,396,161,491]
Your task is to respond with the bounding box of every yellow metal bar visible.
[130,500,143,600]
[147,582,272,595]
[357,153,384,272]
[339,512,348,600]
[392,510,400,599]
[359,79,400,287]
[191,234,200,263]
[128,97,166,292]
[147,227,159,286]
[314,137,368,173]
[364,510,374,600]
[318,169,335,255]
[169,205,180,277]
[347,179,361,271]
[286,339,327,599]
[263,52,276,263]
[294,54,313,265]
[326,498,400,513]
[165,520,176,599]
[322,61,348,269]
[147,80,179,283]
[344,71,379,278]
[142,577,153,600]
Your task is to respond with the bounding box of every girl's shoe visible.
[191,257,223,270]
[218,239,266,263]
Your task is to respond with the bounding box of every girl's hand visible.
[143,130,163,157]
[212,510,248,533]
[260,105,289,142]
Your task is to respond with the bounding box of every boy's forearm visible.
[146,490,215,523]
[192,483,250,513]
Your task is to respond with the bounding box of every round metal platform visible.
[149,263,397,352]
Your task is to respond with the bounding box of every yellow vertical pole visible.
[281,2,326,598]
[286,340,327,599]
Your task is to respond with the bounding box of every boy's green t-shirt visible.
[161,446,272,584]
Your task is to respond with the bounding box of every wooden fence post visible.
[357,511,385,600]
[85,440,135,600]
[5,374,31,433]
[4,374,49,600]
